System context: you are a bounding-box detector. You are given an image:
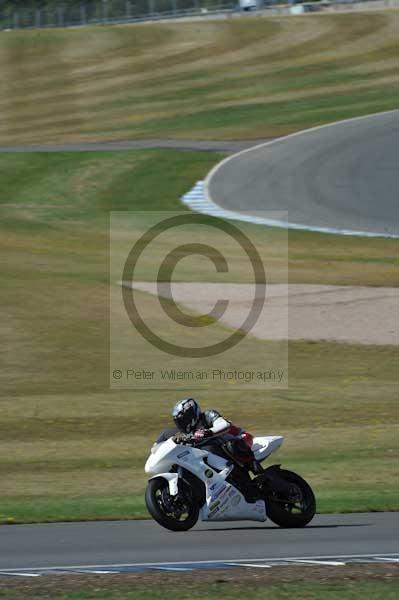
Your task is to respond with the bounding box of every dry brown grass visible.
[0,11,398,144]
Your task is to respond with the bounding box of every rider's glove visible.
[173,432,191,443]
[193,428,212,441]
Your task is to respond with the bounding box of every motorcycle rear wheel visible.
[145,477,199,532]
[265,469,316,528]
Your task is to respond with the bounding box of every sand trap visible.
[124,282,399,346]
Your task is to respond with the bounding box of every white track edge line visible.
[2,552,399,572]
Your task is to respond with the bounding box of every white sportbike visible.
[144,431,316,531]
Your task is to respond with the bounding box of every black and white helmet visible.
[172,398,201,433]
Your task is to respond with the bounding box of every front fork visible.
[151,465,189,496]
[150,472,179,496]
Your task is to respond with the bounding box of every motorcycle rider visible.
[171,397,263,474]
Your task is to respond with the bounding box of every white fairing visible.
[201,478,265,522]
[252,436,284,462]
[145,434,284,523]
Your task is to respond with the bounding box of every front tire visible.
[265,469,316,528]
[145,477,199,532]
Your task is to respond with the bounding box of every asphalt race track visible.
[207,111,399,237]
[1,512,398,573]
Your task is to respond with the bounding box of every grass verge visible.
[1,569,399,600]
[47,583,399,600]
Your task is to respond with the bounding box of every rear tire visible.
[145,477,199,532]
[265,469,316,528]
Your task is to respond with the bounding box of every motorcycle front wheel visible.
[145,477,199,532]
[265,469,316,528]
